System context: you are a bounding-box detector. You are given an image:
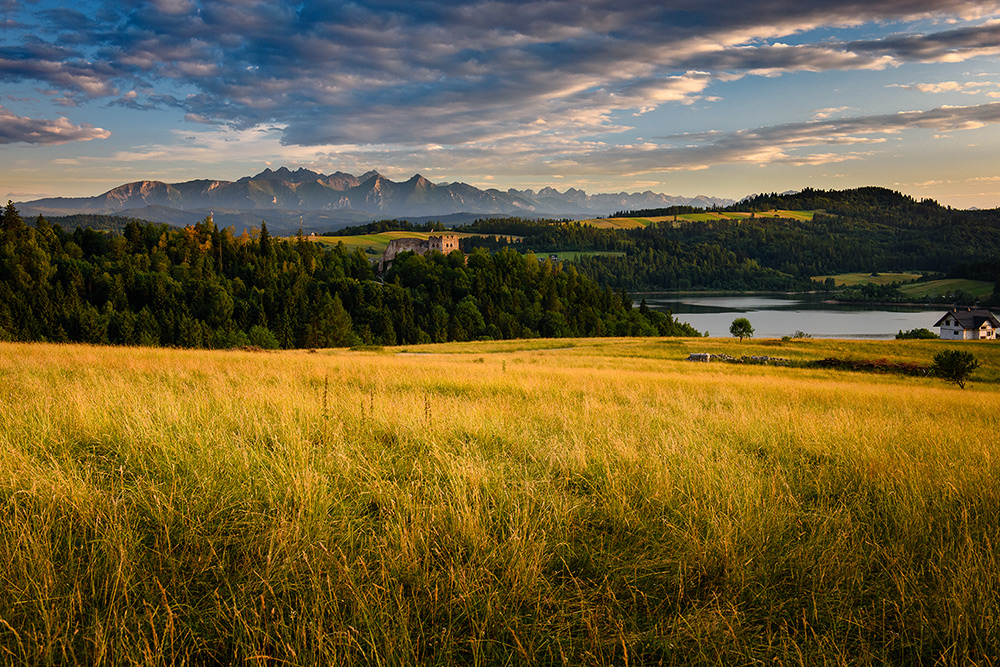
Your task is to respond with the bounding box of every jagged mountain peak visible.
[407,174,434,187]
[243,166,323,183]
[17,166,735,223]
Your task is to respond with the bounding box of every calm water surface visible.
[637,293,944,339]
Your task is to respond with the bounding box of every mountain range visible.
[16,167,734,234]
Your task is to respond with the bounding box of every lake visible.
[637,293,945,339]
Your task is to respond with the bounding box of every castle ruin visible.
[379,235,461,272]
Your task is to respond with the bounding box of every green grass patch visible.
[582,210,817,228]
[548,250,627,261]
[753,209,816,221]
[576,217,649,229]
[310,231,479,254]
[898,278,995,299]
[813,272,923,286]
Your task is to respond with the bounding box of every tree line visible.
[323,219,448,236]
[459,188,1000,297]
[0,203,698,348]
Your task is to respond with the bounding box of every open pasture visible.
[547,250,627,261]
[898,278,995,300]
[586,210,817,228]
[1,337,998,665]
[813,272,923,287]
[309,231,478,254]
[574,218,651,229]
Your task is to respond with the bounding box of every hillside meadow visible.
[1,337,998,665]
[583,210,818,229]
[812,273,994,300]
[308,231,480,255]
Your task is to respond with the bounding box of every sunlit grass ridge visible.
[1,338,998,665]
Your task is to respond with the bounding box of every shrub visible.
[931,349,980,389]
[248,325,280,350]
[896,327,939,340]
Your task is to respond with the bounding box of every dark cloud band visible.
[2,0,1000,148]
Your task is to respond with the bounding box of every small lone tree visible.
[729,317,754,342]
[931,349,980,389]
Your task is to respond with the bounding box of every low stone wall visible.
[685,353,790,365]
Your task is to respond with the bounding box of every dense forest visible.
[0,203,698,348]
[459,187,1000,298]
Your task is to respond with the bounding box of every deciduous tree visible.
[730,317,754,341]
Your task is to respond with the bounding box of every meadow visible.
[309,231,479,255]
[813,272,924,287]
[585,210,818,229]
[897,279,995,300]
[813,273,994,300]
[1,337,998,665]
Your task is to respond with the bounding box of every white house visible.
[933,308,1000,340]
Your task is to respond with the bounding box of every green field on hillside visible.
[898,278,995,299]
[578,217,651,229]
[809,274,995,301]
[547,250,627,261]
[586,210,817,228]
[308,231,478,254]
[2,337,998,664]
[813,272,923,286]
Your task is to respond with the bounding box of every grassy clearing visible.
[585,210,817,228]
[576,218,650,229]
[897,279,995,299]
[548,250,627,261]
[813,272,923,287]
[810,274,994,300]
[1,338,999,665]
[309,231,478,254]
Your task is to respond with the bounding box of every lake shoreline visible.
[632,290,984,310]
[636,292,951,339]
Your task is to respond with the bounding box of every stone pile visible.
[685,353,790,366]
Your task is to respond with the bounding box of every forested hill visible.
[732,186,952,217]
[616,187,962,219]
[0,203,697,348]
[469,187,1000,294]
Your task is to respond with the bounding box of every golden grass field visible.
[1,337,998,665]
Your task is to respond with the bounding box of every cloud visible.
[0,105,110,144]
[4,0,1000,152]
[813,106,852,119]
[850,21,1000,63]
[0,39,119,99]
[549,102,1000,174]
[890,80,1000,94]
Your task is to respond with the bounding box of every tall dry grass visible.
[0,338,997,665]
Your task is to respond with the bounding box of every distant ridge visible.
[17,167,735,234]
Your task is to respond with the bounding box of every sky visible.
[4,1,1000,208]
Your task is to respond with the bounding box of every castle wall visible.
[380,235,461,271]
